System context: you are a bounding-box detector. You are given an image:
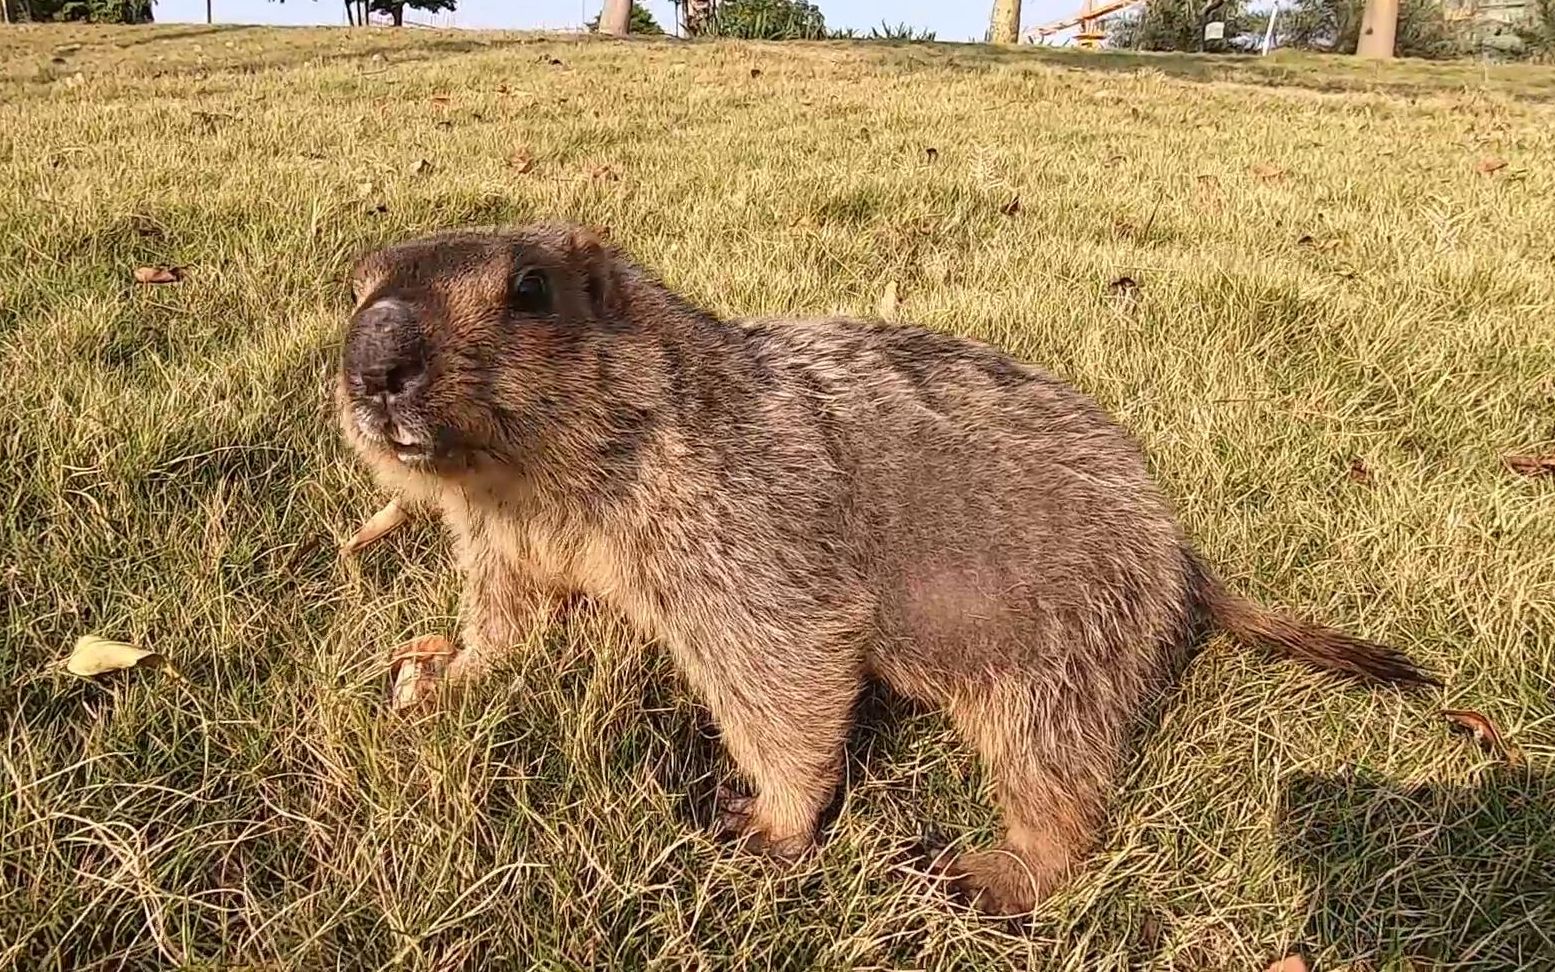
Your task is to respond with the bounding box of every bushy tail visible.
[1193,556,1439,687]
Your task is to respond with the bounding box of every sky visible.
[150,1,1076,44]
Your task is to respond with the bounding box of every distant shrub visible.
[699,0,827,40]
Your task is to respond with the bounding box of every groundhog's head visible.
[337,223,625,478]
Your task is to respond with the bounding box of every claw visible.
[714,784,756,838]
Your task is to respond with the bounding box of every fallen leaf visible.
[1506,454,1555,477]
[430,94,450,104]
[547,57,564,67]
[387,635,457,712]
[1106,275,1139,296]
[1265,955,1308,972]
[496,84,510,94]
[508,150,535,174]
[133,266,183,285]
[749,67,762,78]
[1475,157,1508,176]
[435,119,453,131]
[1445,709,1523,764]
[1251,162,1287,180]
[1297,234,1341,252]
[1104,153,1126,166]
[410,158,434,176]
[877,280,900,321]
[1347,456,1372,483]
[65,635,181,679]
[924,146,938,163]
[589,164,620,182]
[341,497,410,556]
[999,194,1021,217]
[1195,173,1219,185]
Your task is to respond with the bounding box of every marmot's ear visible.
[568,225,623,323]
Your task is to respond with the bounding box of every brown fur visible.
[336,223,1437,916]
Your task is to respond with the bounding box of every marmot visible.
[336,222,1435,916]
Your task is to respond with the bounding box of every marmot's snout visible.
[342,297,435,461]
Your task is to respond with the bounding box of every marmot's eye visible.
[510,269,551,314]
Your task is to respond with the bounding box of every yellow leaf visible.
[65,635,180,679]
[877,280,900,321]
[341,496,410,556]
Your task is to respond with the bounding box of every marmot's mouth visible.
[386,430,434,462]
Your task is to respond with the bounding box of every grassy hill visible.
[1,23,1552,970]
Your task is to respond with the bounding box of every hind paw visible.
[713,786,813,863]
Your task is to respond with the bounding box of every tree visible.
[698,0,826,39]
[369,0,454,26]
[598,0,630,34]
[1275,0,1465,56]
[1109,0,1253,49]
[1355,0,1398,55]
[989,0,1021,43]
[588,1,663,33]
[17,0,151,20]
[268,0,454,26]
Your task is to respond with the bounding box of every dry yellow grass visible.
[1,23,1553,971]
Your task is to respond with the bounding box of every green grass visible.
[2,22,1554,971]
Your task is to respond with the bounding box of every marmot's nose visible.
[346,299,426,399]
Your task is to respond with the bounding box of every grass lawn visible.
[2,22,1553,971]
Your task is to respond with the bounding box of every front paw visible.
[385,635,456,712]
[713,785,813,863]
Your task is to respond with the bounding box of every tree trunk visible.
[345,0,354,25]
[1355,0,1398,57]
[599,0,631,35]
[989,0,1022,44]
[205,0,211,23]
[390,2,403,25]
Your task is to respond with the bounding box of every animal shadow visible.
[1279,765,1554,970]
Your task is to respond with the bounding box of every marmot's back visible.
[733,316,1196,685]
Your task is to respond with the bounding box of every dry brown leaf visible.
[508,150,535,174]
[410,158,434,176]
[341,497,410,556]
[430,94,450,104]
[65,635,182,679]
[133,266,182,285]
[1106,275,1140,297]
[1475,157,1508,176]
[1505,454,1555,477]
[749,67,763,78]
[1251,162,1287,180]
[589,164,620,182]
[387,635,457,712]
[877,280,900,321]
[1297,234,1341,252]
[1265,955,1308,972]
[1445,709,1524,765]
[1104,153,1126,167]
[999,194,1021,217]
[924,146,938,163]
[1346,456,1372,484]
